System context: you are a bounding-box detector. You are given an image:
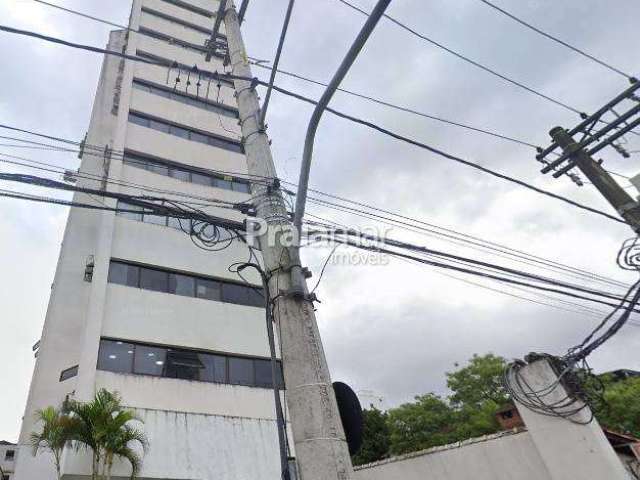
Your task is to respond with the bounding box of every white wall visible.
[0,443,17,479]
[354,431,552,480]
[102,285,269,357]
[61,407,281,480]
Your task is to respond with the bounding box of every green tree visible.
[30,406,76,480]
[66,389,148,480]
[352,407,390,466]
[593,375,640,437]
[387,394,455,455]
[446,353,509,409]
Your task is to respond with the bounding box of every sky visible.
[0,0,639,441]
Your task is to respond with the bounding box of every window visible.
[107,260,264,308]
[97,339,284,389]
[135,50,233,86]
[164,350,203,380]
[254,359,275,388]
[5,450,15,460]
[229,356,254,386]
[97,340,135,373]
[132,79,238,119]
[59,365,79,382]
[191,171,212,186]
[200,354,227,383]
[170,167,190,182]
[139,26,210,54]
[115,200,236,238]
[108,262,139,287]
[196,278,221,301]
[144,213,168,227]
[141,7,212,35]
[118,203,143,222]
[158,0,213,18]
[169,273,195,297]
[139,267,168,292]
[134,345,167,375]
[127,113,243,154]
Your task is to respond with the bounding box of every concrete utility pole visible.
[511,358,628,480]
[223,3,354,479]
[549,127,640,232]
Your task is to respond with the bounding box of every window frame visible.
[97,338,284,389]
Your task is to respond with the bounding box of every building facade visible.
[14,1,286,478]
[0,441,16,480]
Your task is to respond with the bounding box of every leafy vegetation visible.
[353,353,640,466]
[30,389,147,480]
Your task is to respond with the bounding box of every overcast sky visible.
[1,0,639,441]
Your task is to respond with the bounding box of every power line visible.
[310,225,637,307]
[26,0,635,153]
[321,233,640,314]
[303,196,629,290]
[0,26,629,226]
[477,0,634,80]
[1,176,636,320]
[333,0,582,115]
[30,0,572,152]
[2,136,628,293]
[31,0,130,30]
[0,126,629,290]
[249,61,540,149]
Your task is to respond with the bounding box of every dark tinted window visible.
[223,283,250,306]
[108,262,139,287]
[129,114,149,127]
[171,125,190,139]
[147,163,169,176]
[254,359,275,388]
[118,202,143,221]
[233,182,251,193]
[246,287,265,308]
[140,267,168,292]
[170,168,190,182]
[134,345,166,375]
[107,261,264,308]
[196,278,221,301]
[97,340,282,389]
[164,349,203,380]
[229,357,254,386]
[144,213,168,226]
[200,354,227,383]
[59,365,79,382]
[98,340,135,373]
[191,172,211,186]
[169,273,195,297]
[167,216,189,230]
[122,151,248,193]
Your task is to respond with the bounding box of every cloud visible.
[0,0,639,441]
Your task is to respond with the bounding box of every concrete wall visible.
[354,431,552,480]
[61,408,281,480]
[14,0,283,478]
[0,443,17,479]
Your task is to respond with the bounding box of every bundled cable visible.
[503,236,640,423]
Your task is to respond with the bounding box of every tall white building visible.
[14,1,287,478]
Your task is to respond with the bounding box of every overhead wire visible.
[477,0,634,80]
[0,26,630,227]
[0,127,629,292]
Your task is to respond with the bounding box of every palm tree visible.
[66,389,148,480]
[30,406,75,480]
[103,414,148,480]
